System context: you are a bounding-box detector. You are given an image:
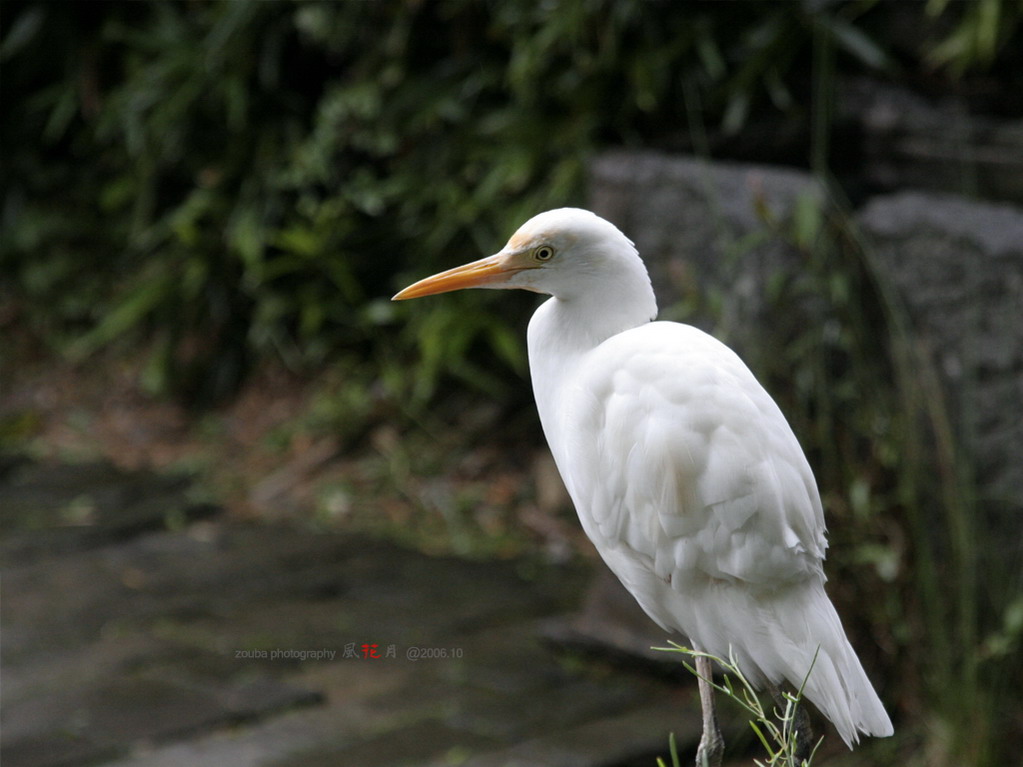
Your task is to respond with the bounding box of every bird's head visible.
[392,208,646,303]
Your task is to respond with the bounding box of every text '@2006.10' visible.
[405,645,464,661]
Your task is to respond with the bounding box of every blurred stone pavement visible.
[1,458,728,767]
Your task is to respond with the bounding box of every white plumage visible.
[394,208,893,751]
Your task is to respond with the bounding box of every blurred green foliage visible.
[5,0,1019,406]
[926,0,1023,74]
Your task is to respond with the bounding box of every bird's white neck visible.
[526,259,657,450]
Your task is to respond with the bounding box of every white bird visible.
[393,208,893,763]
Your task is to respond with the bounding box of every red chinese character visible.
[361,643,381,659]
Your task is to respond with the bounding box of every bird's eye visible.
[534,245,555,262]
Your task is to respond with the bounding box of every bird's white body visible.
[394,207,893,749]
[530,313,889,747]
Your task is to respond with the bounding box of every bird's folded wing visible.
[564,322,827,589]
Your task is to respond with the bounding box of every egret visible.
[393,208,893,764]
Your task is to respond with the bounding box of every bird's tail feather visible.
[684,580,893,748]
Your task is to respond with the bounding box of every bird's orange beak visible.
[392,253,527,300]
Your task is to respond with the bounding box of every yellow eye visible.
[534,245,555,262]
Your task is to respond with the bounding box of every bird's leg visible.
[694,654,724,767]
[768,684,814,764]
[792,704,813,765]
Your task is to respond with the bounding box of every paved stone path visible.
[1,459,728,767]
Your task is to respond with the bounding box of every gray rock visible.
[859,191,1023,528]
[839,78,1023,204]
